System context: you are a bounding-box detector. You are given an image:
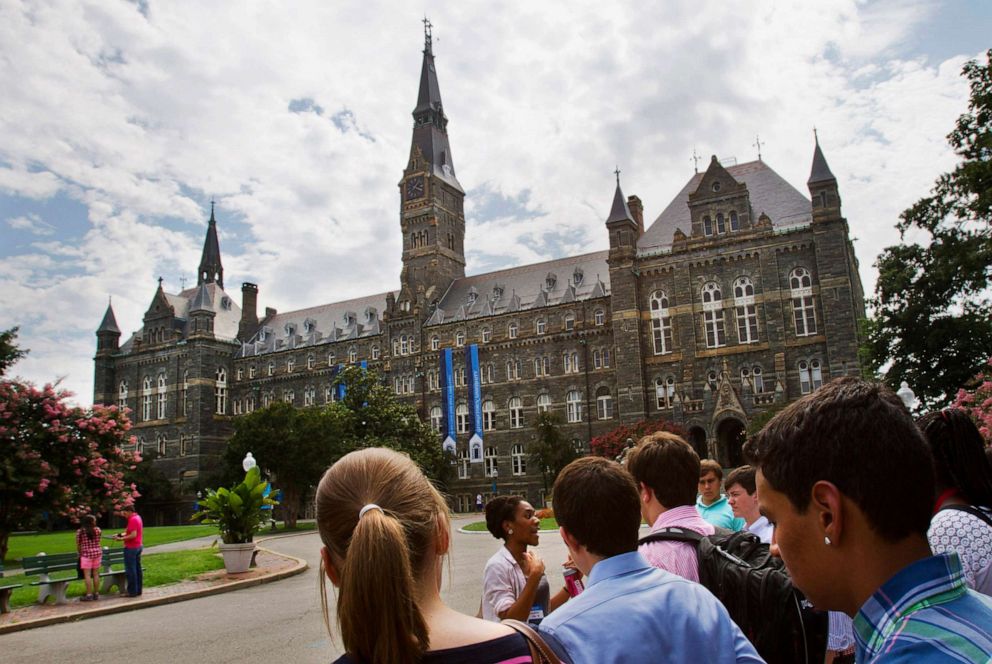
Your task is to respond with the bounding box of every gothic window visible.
[703,215,713,236]
[430,406,443,433]
[566,390,583,423]
[182,371,189,417]
[702,282,726,348]
[142,376,152,421]
[246,393,256,412]
[512,444,526,475]
[457,449,469,480]
[596,386,614,420]
[304,386,316,406]
[790,268,817,336]
[287,357,295,373]
[456,403,469,434]
[482,327,492,343]
[157,434,166,457]
[262,392,272,407]
[509,397,524,429]
[483,400,496,431]
[284,390,294,404]
[733,277,759,344]
[268,361,274,376]
[179,434,188,456]
[431,336,440,351]
[506,359,520,381]
[730,211,740,231]
[593,348,611,369]
[485,446,498,477]
[327,352,336,366]
[594,309,606,326]
[564,313,575,331]
[717,213,727,234]
[371,345,380,360]
[348,347,358,363]
[537,393,552,413]
[536,319,546,335]
[307,354,315,370]
[428,370,438,391]
[563,350,579,374]
[212,368,227,415]
[236,367,243,381]
[156,374,167,420]
[798,359,824,394]
[753,366,765,393]
[118,380,128,411]
[401,335,409,355]
[533,356,550,378]
[456,366,466,387]
[455,330,466,347]
[508,321,518,339]
[249,365,256,379]
[656,376,676,409]
[233,399,242,416]
[650,290,673,355]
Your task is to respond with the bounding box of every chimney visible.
[627,195,644,236]
[238,282,259,341]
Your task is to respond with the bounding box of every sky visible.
[1,0,990,404]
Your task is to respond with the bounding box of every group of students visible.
[313,377,992,663]
[73,505,144,601]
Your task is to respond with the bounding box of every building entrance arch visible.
[716,418,746,468]
[687,426,708,459]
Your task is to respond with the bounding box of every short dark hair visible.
[484,495,523,540]
[743,377,934,542]
[725,465,757,495]
[699,459,723,480]
[553,456,641,558]
[626,432,699,508]
[917,409,992,506]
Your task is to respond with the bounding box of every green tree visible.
[0,327,27,376]
[127,448,176,516]
[531,411,579,499]
[863,50,992,407]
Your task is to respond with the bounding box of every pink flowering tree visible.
[952,359,992,444]
[0,380,141,562]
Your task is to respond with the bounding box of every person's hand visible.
[563,554,582,581]
[524,551,545,580]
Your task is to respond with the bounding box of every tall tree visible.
[0,327,27,376]
[863,50,992,407]
[531,411,579,499]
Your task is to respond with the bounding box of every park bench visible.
[22,552,79,605]
[0,560,24,613]
[99,547,130,596]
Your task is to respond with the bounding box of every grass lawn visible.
[2,548,225,610]
[5,521,315,566]
[462,517,559,532]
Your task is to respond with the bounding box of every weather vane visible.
[691,147,700,173]
[422,16,432,51]
[753,134,765,161]
[614,165,621,186]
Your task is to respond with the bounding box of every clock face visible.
[405,176,425,200]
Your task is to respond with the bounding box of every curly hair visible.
[484,495,522,540]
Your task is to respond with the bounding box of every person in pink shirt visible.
[626,431,714,582]
[113,505,143,597]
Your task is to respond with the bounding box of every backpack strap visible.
[638,526,704,546]
[939,504,992,529]
[501,618,562,664]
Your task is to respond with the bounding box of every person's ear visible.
[559,526,581,553]
[435,518,451,556]
[639,481,653,505]
[320,546,341,587]
[810,480,843,545]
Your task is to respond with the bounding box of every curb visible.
[457,526,559,535]
[0,546,309,635]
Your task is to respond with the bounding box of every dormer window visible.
[467,287,478,306]
[365,307,376,323]
[545,273,557,291]
[492,285,504,300]
[343,312,357,326]
[573,268,584,286]
[304,318,316,334]
[258,328,268,342]
[220,296,232,310]
[285,323,297,337]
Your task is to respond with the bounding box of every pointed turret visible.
[606,170,639,255]
[188,283,216,337]
[197,202,224,290]
[807,132,842,220]
[606,175,635,224]
[96,300,121,352]
[409,19,461,191]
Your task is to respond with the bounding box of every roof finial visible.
[691,147,700,173]
[813,126,819,144]
[422,16,433,54]
[614,165,621,187]
[158,276,163,287]
[209,199,216,223]
[753,134,765,161]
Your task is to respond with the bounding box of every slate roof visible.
[237,291,394,358]
[117,283,241,354]
[427,251,611,325]
[97,303,120,334]
[808,140,836,185]
[638,159,812,252]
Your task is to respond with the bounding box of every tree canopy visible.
[530,411,578,498]
[862,50,992,407]
[0,327,27,376]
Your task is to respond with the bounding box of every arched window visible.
[456,403,469,434]
[156,374,167,420]
[304,386,316,406]
[536,319,546,335]
[656,376,676,409]
[799,359,824,394]
[371,345,380,360]
[157,434,166,457]
[348,347,358,363]
[752,366,765,393]
[482,400,496,431]
[702,282,726,348]
[512,444,526,476]
[729,210,740,231]
[142,376,152,421]
[430,335,439,351]
[327,352,336,366]
[650,290,673,355]
[703,215,713,236]
[267,361,274,376]
[506,359,520,381]
[287,357,295,373]
[307,354,315,370]
[716,213,726,234]
[455,330,466,347]
[215,367,227,414]
[482,327,492,343]
[485,447,498,477]
[246,393,256,412]
[563,313,575,332]
[118,380,128,411]
[534,356,550,377]
[594,309,606,326]
[596,386,613,420]
[790,267,817,336]
[249,364,256,379]
[508,321,518,339]
[733,276,758,344]
[566,390,583,423]
[563,350,579,374]
[429,406,443,433]
[537,393,552,413]
[284,389,294,404]
[509,397,523,429]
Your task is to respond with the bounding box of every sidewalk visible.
[0,543,308,635]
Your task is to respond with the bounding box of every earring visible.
[824,536,832,546]
[508,528,514,535]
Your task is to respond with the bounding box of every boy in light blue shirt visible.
[697,458,745,530]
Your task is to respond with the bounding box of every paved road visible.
[0,516,571,663]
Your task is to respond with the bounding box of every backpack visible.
[639,527,827,664]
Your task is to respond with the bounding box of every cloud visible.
[7,214,55,235]
[0,0,984,403]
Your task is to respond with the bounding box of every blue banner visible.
[466,344,483,462]
[439,348,456,453]
[335,364,346,401]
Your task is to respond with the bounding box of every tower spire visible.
[197,201,224,290]
[808,130,837,185]
[411,19,462,191]
[606,169,634,224]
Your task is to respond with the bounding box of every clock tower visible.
[397,20,466,322]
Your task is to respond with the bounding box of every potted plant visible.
[191,467,279,573]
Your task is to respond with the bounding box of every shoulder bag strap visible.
[502,618,562,664]
[638,526,704,546]
[940,504,992,529]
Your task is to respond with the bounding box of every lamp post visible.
[896,381,917,410]
[242,452,257,473]
[492,467,499,497]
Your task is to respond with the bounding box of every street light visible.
[242,452,257,472]
[492,467,499,497]
[896,382,916,410]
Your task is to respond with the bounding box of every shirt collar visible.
[498,544,520,568]
[696,495,726,510]
[653,504,707,529]
[586,551,650,588]
[854,553,967,659]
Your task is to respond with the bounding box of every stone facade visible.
[93,31,865,517]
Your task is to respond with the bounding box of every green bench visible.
[22,552,79,605]
[0,561,24,613]
[99,547,130,596]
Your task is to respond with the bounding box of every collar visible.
[586,551,651,588]
[653,504,708,530]
[497,544,521,568]
[696,495,727,510]
[854,553,967,659]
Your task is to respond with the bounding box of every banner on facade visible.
[439,348,456,454]
[466,344,483,462]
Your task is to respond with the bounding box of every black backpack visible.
[639,527,827,664]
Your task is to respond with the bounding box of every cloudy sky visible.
[1,0,989,403]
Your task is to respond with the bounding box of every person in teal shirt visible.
[696,459,744,531]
